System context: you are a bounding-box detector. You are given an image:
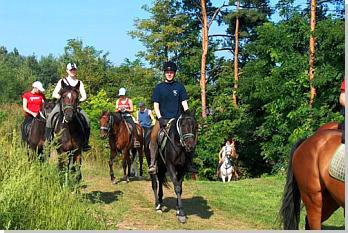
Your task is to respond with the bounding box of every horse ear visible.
[61,79,67,89]
[75,81,80,90]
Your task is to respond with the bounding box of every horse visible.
[99,111,144,183]
[52,82,86,186]
[150,110,198,224]
[280,128,345,229]
[22,101,55,158]
[220,154,234,182]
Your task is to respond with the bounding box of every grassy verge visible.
[0,104,106,230]
[190,176,344,229]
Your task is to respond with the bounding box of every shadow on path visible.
[84,190,123,204]
[162,196,213,219]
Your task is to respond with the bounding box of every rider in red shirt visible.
[339,79,345,144]
[21,81,45,140]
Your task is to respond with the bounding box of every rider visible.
[136,102,154,136]
[44,62,91,151]
[115,87,139,146]
[147,61,197,174]
[21,81,45,141]
[216,140,235,176]
[339,79,345,144]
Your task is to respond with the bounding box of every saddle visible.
[328,144,345,182]
[123,121,142,148]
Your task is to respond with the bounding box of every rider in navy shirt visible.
[148,61,197,174]
[152,80,188,119]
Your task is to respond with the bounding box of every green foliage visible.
[82,90,115,130]
[0,104,106,230]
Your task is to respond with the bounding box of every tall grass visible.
[0,104,106,229]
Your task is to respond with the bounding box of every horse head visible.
[42,100,55,118]
[177,110,197,152]
[99,111,112,139]
[59,82,79,122]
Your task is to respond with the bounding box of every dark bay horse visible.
[151,110,198,223]
[99,111,144,183]
[53,82,85,185]
[22,101,55,158]
[280,128,345,229]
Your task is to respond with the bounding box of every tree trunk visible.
[200,0,208,118]
[232,0,240,108]
[309,0,316,107]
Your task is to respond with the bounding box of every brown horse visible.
[99,111,144,183]
[53,82,85,185]
[22,101,55,158]
[280,128,345,229]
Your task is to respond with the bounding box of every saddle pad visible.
[329,144,345,182]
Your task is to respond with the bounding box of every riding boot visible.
[82,127,91,151]
[216,162,222,177]
[44,127,52,142]
[185,152,198,174]
[148,141,157,174]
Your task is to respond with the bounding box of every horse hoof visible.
[111,179,116,184]
[177,215,186,224]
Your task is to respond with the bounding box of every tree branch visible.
[208,3,229,29]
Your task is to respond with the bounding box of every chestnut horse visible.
[280,126,345,229]
[99,111,144,183]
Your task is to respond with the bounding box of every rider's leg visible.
[185,151,198,173]
[79,109,91,151]
[22,115,33,141]
[45,104,59,141]
[148,122,160,174]
[216,161,223,176]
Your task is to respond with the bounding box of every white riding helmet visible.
[32,81,45,92]
[118,87,126,96]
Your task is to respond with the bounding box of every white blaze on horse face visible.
[67,93,72,99]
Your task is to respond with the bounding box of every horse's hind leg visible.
[320,191,339,224]
[301,191,323,229]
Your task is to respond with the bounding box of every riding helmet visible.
[163,61,177,72]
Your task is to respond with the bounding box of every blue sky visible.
[0,0,307,66]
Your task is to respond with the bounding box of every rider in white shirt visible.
[44,63,91,151]
[217,140,235,176]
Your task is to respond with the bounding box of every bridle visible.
[176,114,196,151]
[100,112,115,135]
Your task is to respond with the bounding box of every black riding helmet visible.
[163,61,177,72]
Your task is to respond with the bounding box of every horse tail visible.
[279,138,305,230]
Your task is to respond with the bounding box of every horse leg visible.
[320,190,340,224]
[167,165,186,223]
[301,191,323,229]
[139,149,143,177]
[228,173,232,182]
[150,174,160,210]
[109,150,117,184]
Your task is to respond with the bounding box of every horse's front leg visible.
[139,148,144,177]
[167,164,186,223]
[109,149,117,184]
[122,150,130,182]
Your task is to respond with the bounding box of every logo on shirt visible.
[173,90,178,96]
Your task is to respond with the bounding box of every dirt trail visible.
[81,162,254,230]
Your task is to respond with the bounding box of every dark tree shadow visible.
[322,224,345,230]
[162,196,213,219]
[84,190,123,204]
